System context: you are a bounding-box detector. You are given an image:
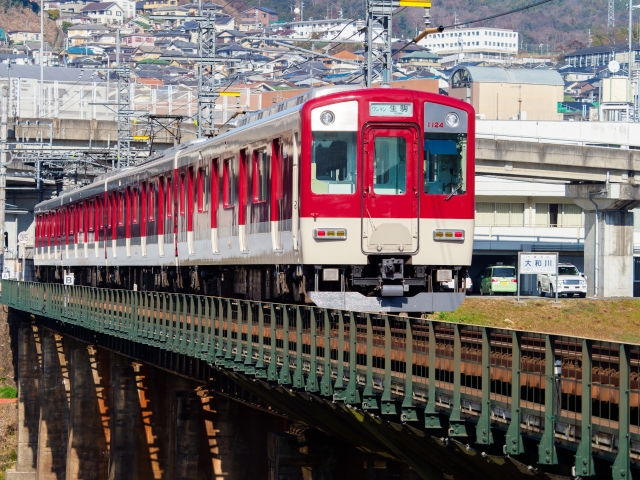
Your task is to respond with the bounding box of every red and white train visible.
[34,86,475,312]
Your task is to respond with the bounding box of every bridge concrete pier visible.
[170,391,201,479]
[36,334,69,480]
[66,347,109,480]
[7,322,41,480]
[567,183,640,297]
[13,318,375,479]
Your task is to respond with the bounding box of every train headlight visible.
[320,110,335,125]
[445,112,460,128]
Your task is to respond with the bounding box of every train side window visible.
[223,158,235,208]
[107,195,112,228]
[141,183,147,230]
[180,173,186,216]
[118,192,125,226]
[158,178,164,225]
[253,149,268,202]
[89,200,95,232]
[148,183,156,221]
[423,134,467,196]
[311,131,357,194]
[132,188,139,224]
[198,167,209,212]
[166,178,172,218]
[78,203,84,233]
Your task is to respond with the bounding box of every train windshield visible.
[423,133,467,196]
[373,136,406,195]
[311,131,357,194]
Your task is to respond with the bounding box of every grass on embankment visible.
[428,298,640,344]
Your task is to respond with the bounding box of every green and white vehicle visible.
[537,263,587,298]
[479,264,517,296]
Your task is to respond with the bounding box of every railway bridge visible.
[2,280,639,479]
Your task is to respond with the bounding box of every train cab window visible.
[311,131,357,194]
[423,134,467,196]
[373,137,406,195]
[223,158,235,208]
[197,167,209,212]
[253,149,268,202]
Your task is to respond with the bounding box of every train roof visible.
[34,85,363,213]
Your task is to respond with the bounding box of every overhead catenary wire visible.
[346,0,557,85]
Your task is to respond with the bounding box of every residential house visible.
[0,54,30,65]
[240,7,278,28]
[171,40,198,55]
[66,24,112,46]
[397,51,441,69]
[7,30,42,44]
[151,5,194,28]
[122,34,154,47]
[328,49,362,73]
[142,0,177,14]
[216,30,246,44]
[132,44,164,61]
[81,2,125,25]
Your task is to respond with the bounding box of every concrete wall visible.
[451,83,563,121]
[583,210,634,297]
[476,119,640,148]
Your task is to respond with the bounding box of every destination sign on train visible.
[369,103,413,116]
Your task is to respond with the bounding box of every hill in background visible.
[225,0,636,54]
[0,0,63,48]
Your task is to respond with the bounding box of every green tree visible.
[47,8,59,19]
[61,21,73,33]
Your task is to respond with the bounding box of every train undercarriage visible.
[35,258,468,313]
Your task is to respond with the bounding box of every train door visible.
[210,160,219,254]
[361,125,419,254]
[271,139,283,251]
[239,149,248,252]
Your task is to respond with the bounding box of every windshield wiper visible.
[445,182,462,201]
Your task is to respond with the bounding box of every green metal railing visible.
[3,280,638,478]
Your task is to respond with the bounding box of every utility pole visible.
[196,5,219,137]
[365,0,395,87]
[115,29,132,168]
[0,93,8,276]
[40,0,44,118]
[629,0,635,121]
[609,0,615,30]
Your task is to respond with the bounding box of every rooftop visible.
[451,66,564,86]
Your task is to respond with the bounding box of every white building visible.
[418,27,518,60]
[277,19,384,44]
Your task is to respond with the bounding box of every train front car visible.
[300,89,475,313]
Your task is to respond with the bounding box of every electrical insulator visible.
[423,8,431,26]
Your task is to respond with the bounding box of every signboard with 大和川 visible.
[519,253,557,275]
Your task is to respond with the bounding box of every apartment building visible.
[418,27,518,59]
